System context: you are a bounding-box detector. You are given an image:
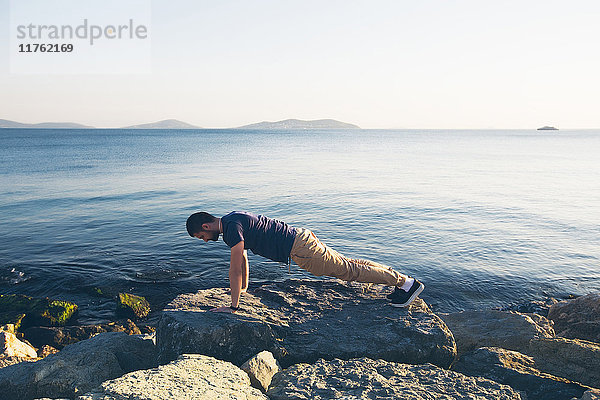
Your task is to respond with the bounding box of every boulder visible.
[548,293,600,343]
[267,357,523,399]
[1,331,38,359]
[241,350,281,392]
[527,337,600,389]
[453,347,587,400]
[78,354,267,400]
[0,294,78,329]
[117,293,150,320]
[580,389,600,400]
[157,279,456,368]
[0,332,156,400]
[0,330,38,368]
[24,319,141,349]
[439,310,554,355]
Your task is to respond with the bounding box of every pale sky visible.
[1,0,599,129]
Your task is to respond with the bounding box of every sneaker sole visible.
[390,282,425,308]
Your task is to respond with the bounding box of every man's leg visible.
[290,228,407,287]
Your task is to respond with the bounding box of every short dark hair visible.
[186,212,217,237]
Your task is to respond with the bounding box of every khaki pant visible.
[290,228,405,287]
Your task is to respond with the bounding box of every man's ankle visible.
[399,277,415,292]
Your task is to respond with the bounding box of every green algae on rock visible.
[45,300,78,325]
[117,293,150,320]
[0,295,78,330]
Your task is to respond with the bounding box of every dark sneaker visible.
[389,280,425,307]
[386,280,417,299]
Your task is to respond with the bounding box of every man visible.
[186,211,424,313]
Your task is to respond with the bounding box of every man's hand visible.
[210,306,236,313]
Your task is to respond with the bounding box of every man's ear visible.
[201,223,211,231]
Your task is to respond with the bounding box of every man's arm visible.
[211,241,245,313]
[229,241,244,308]
[241,249,249,293]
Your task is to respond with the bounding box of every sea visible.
[1,128,599,324]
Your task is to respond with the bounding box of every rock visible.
[500,298,560,316]
[78,354,267,400]
[0,331,38,359]
[453,347,587,400]
[117,293,150,320]
[118,319,142,335]
[0,323,16,334]
[241,350,281,392]
[138,324,156,335]
[439,310,554,355]
[267,357,523,399]
[527,337,600,389]
[580,389,600,400]
[24,319,142,349]
[23,326,73,350]
[37,345,59,358]
[0,294,78,330]
[548,293,600,343]
[0,331,156,400]
[0,356,37,369]
[157,279,456,368]
[528,313,555,338]
[33,398,70,400]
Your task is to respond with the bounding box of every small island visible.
[237,118,360,130]
[537,126,558,131]
[122,119,200,129]
[0,119,93,129]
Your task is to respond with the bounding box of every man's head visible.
[186,212,220,242]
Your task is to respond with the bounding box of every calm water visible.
[1,128,599,324]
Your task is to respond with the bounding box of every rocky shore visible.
[1,279,599,399]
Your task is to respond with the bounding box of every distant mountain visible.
[237,118,360,130]
[122,119,200,129]
[0,119,93,129]
[537,126,558,131]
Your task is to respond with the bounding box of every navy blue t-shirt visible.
[221,211,297,263]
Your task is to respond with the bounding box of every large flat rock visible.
[79,354,267,400]
[267,357,523,399]
[157,279,456,368]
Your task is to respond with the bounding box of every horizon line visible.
[3,126,596,130]
[0,117,586,130]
